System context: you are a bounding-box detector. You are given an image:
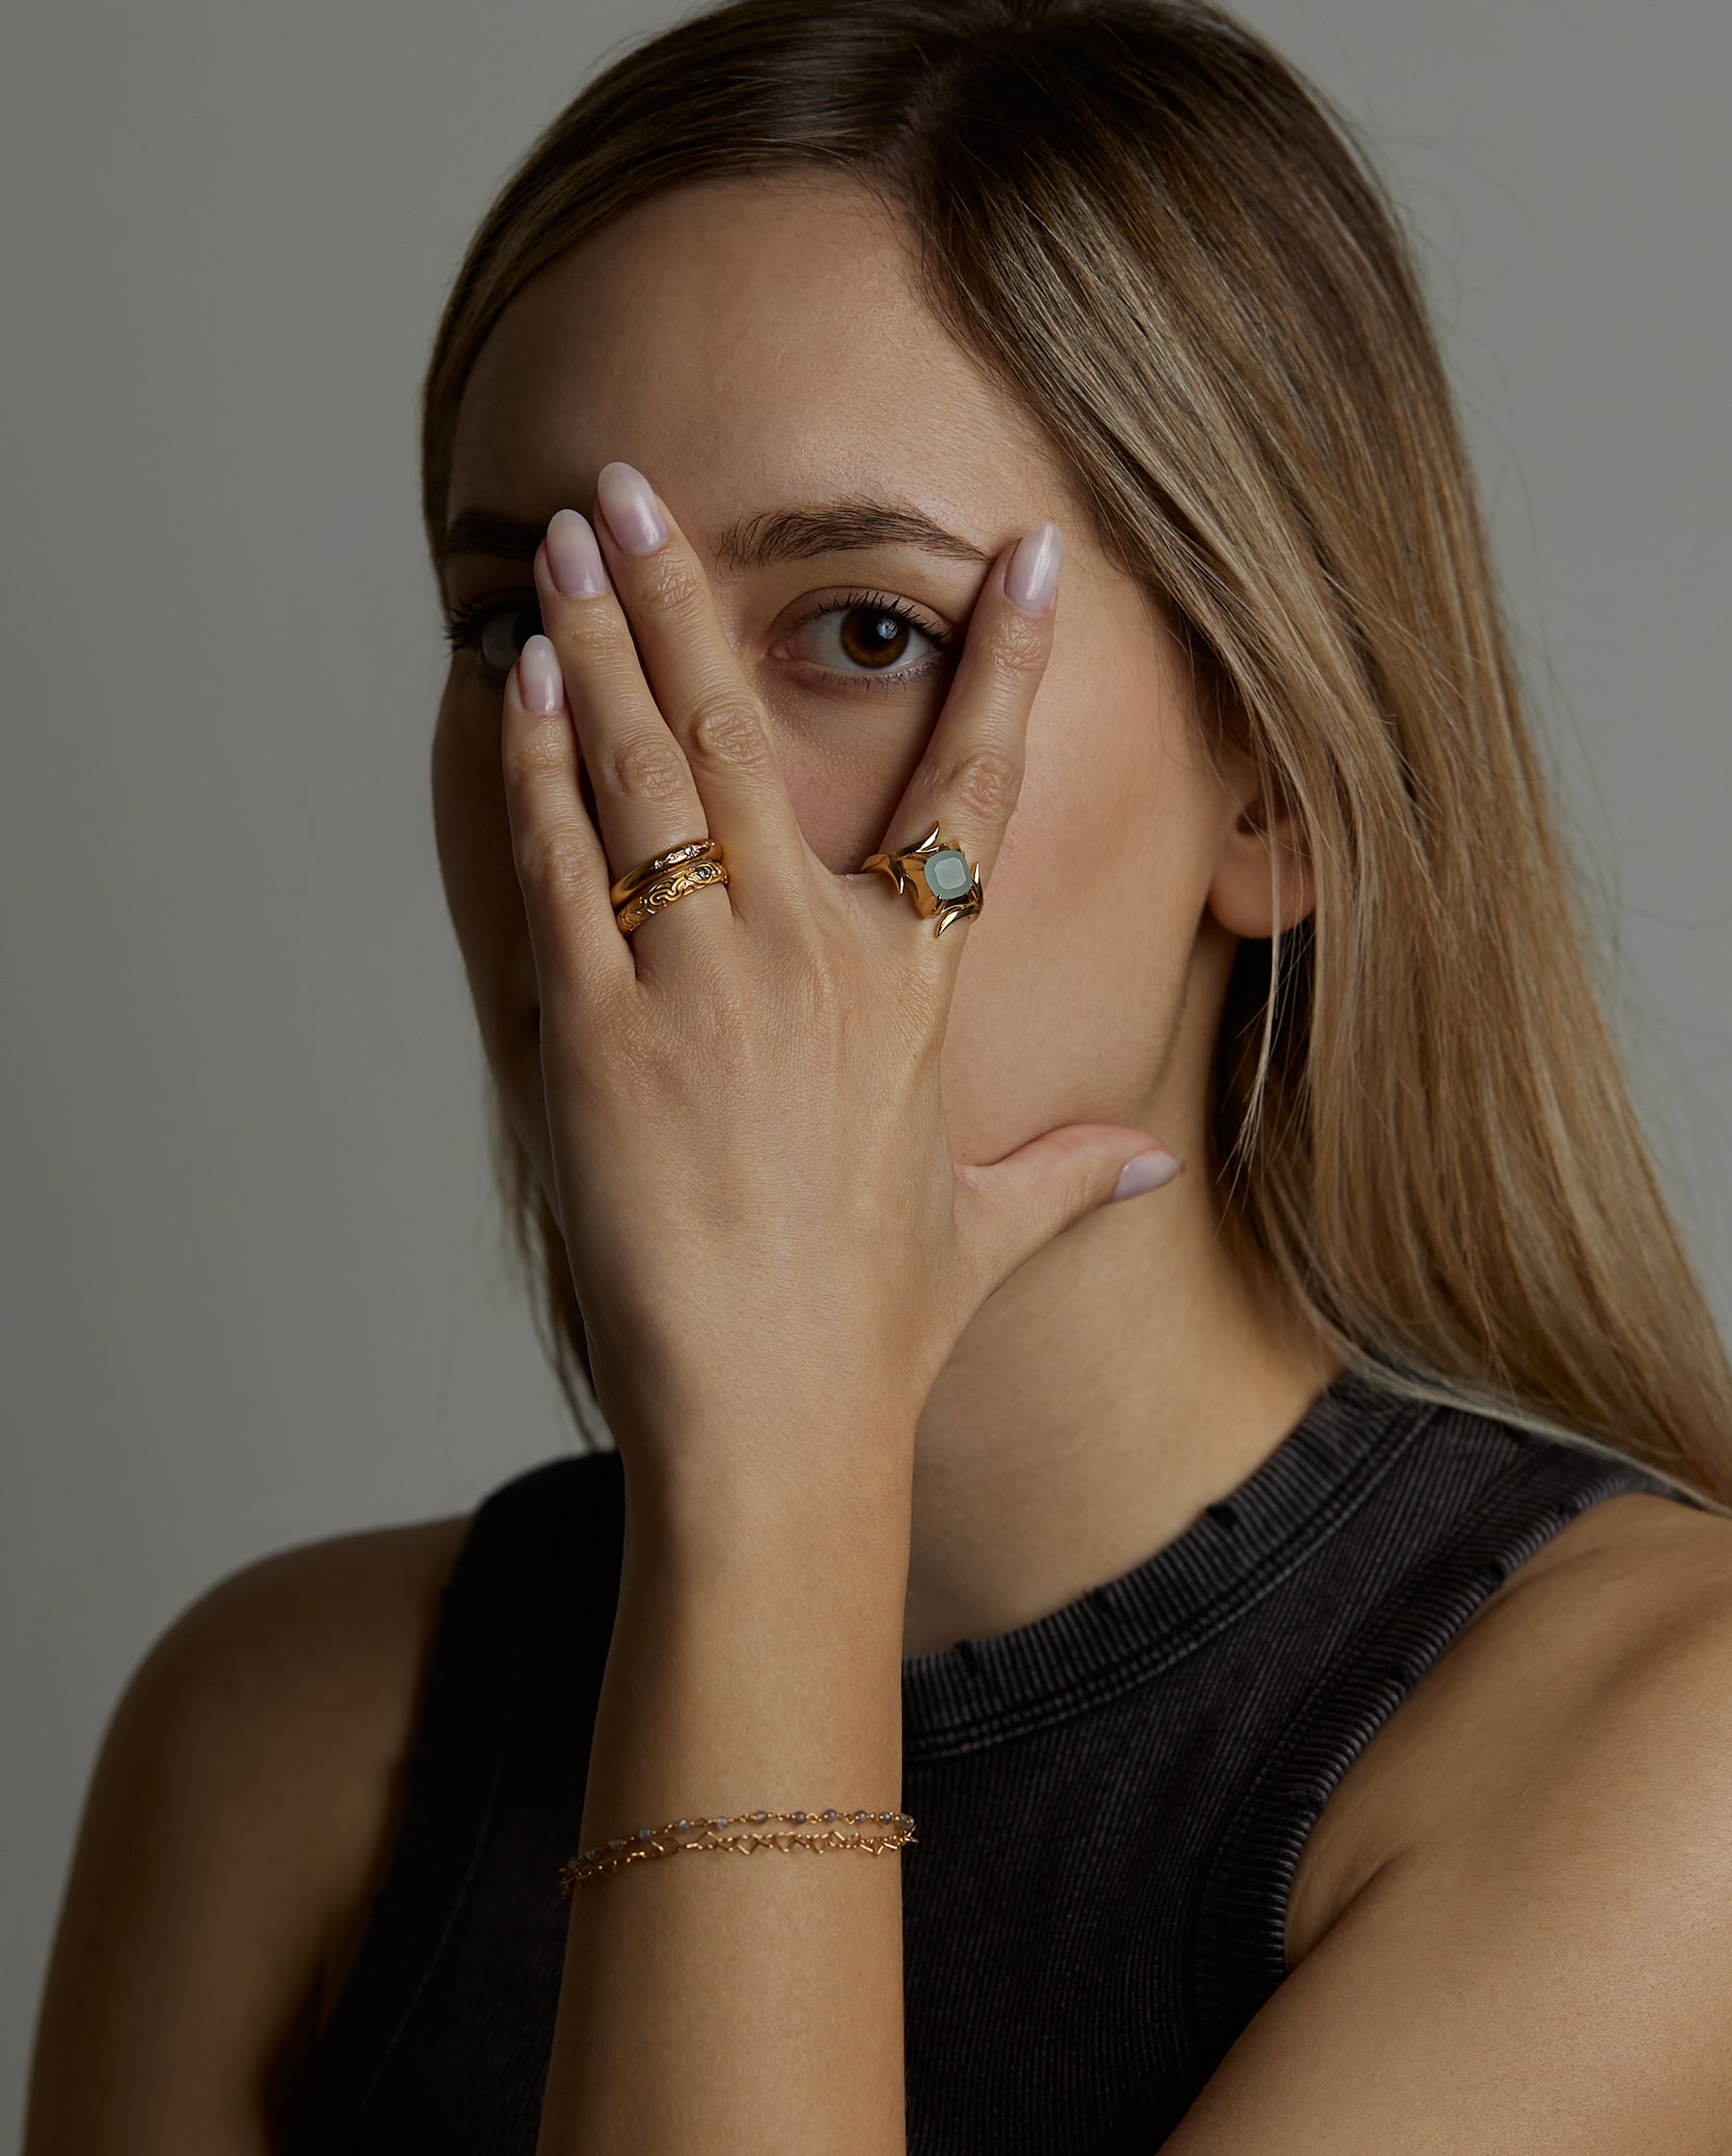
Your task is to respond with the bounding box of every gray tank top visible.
[288,1361,1701,2150]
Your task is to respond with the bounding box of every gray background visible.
[4,0,1727,2130]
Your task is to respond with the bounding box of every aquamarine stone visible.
[923,848,973,903]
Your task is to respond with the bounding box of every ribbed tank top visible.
[289,1362,1703,2152]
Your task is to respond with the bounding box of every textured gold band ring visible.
[614,857,729,937]
[608,836,722,910]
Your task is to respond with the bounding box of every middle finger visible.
[532,508,726,951]
[586,460,814,929]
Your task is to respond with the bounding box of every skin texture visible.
[24,170,1732,2153]
[435,173,1344,1664]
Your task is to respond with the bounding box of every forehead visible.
[446,172,1067,537]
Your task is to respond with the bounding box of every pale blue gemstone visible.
[923,849,973,903]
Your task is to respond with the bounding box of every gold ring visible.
[859,821,982,938]
[614,857,729,937]
[608,836,722,910]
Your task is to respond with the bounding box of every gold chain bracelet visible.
[559,1808,917,1897]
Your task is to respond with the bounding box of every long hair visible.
[421,0,1732,1505]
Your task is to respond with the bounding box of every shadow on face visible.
[431,171,1246,1208]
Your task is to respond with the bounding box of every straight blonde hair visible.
[421,0,1732,1507]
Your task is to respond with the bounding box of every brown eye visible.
[780,594,951,681]
[838,607,916,669]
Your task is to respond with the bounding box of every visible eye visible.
[775,589,955,689]
[443,592,544,680]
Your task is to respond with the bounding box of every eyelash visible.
[442,592,540,664]
[442,586,956,695]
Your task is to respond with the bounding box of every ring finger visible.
[532,507,727,952]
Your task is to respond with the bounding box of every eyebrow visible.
[437,498,995,575]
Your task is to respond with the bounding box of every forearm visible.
[535,1437,914,2156]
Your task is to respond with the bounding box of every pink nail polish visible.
[1110,1148,1181,1202]
[1005,522,1064,615]
[596,462,668,555]
[517,634,566,714]
[545,510,608,598]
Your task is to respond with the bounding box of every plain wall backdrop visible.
[4,0,1728,2130]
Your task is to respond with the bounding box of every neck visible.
[903,1162,1345,1659]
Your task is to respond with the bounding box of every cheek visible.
[936,687,1215,1160]
[762,685,952,877]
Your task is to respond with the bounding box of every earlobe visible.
[1204,754,1316,940]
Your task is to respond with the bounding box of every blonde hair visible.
[421,0,1732,1505]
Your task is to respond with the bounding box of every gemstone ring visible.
[859,820,984,938]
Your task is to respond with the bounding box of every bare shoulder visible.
[1289,1483,1732,1967]
[1165,1489,1732,2151]
[25,1507,473,2156]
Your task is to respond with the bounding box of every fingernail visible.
[546,509,608,598]
[517,634,566,714]
[596,461,668,555]
[1110,1148,1182,1202]
[1004,521,1064,615]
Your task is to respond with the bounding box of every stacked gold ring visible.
[610,837,728,937]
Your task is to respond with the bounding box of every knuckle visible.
[634,548,707,622]
[935,743,1024,823]
[591,729,690,807]
[516,826,594,908]
[552,601,619,659]
[502,715,573,786]
[790,941,851,1026]
[992,605,1053,679]
[686,691,769,773]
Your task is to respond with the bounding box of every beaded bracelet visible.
[559,1808,918,1897]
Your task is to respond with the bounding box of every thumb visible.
[954,1123,1183,1283]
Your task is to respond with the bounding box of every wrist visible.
[617,1419,915,1606]
[584,1485,909,1877]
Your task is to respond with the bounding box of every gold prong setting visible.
[860,821,984,937]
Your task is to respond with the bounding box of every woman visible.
[26,0,1732,2148]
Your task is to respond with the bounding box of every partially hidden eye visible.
[444,594,544,678]
[780,592,954,680]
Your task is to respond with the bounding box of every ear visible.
[1205,742,1315,939]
